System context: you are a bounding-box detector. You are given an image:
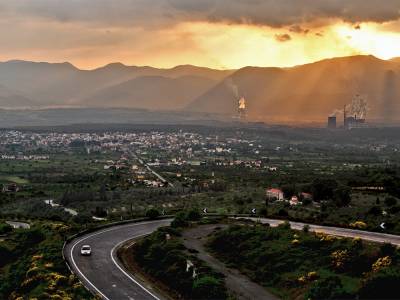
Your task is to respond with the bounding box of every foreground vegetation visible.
[132,220,228,299]
[0,220,93,299]
[207,222,400,300]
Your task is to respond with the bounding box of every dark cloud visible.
[289,25,310,34]
[275,33,292,42]
[1,0,400,28]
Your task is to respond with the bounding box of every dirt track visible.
[182,224,279,300]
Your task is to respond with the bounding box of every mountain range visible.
[0,55,399,123]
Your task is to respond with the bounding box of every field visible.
[1,125,400,299]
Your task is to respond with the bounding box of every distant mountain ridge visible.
[0,56,399,122]
[0,60,233,109]
[187,55,400,122]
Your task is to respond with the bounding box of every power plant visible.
[327,115,337,129]
[344,94,368,129]
[238,97,247,120]
[327,94,369,130]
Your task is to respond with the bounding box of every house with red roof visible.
[266,188,284,201]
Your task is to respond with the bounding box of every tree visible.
[384,196,397,207]
[186,209,201,221]
[282,184,296,198]
[146,209,160,220]
[333,185,351,207]
[171,212,188,228]
[311,179,338,201]
[368,206,382,216]
[93,207,107,218]
[72,213,92,225]
[0,223,12,235]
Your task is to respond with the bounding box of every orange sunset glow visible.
[0,0,400,69]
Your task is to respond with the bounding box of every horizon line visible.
[0,54,397,72]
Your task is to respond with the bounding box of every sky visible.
[1,0,400,70]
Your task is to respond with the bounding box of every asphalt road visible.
[6,220,30,229]
[64,219,171,300]
[246,217,400,246]
[65,217,400,300]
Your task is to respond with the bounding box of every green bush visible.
[359,267,400,299]
[186,209,201,221]
[134,228,227,299]
[192,276,227,300]
[145,209,160,220]
[384,197,397,207]
[305,276,348,300]
[0,223,13,235]
[171,212,189,228]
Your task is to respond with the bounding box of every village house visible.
[266,188,284,201]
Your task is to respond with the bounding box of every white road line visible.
[68,220,170,300]
[71,237,110,300]
[110,235,161,300]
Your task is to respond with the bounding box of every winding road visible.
[64,217,400,300]
[64,219,171,300]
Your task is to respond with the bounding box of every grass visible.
[0,175,30,184]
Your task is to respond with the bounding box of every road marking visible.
[68,220,170,300]
[110,235,162,300]
[70,238,110,300]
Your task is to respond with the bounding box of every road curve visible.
[64,219,172,300]
[65,217,400,300]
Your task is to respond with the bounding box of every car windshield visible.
[82,246,91,250]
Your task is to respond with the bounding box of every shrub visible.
[384,197,397,207]
[331,250,350,270]
[186,209,201,221]
[349,221,367,229]
[359,267,400,299]
[171,212,188,228]
[192,276,227,300]
[372,256,392,273]
[305,276,347,300]
[146,209,160,220]
[0,223,13,235]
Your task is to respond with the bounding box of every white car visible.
[80,245,92,256]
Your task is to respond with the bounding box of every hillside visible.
[1,56,400,123]
[0,83,33,108]
[0,60,233,109]
[187,55,400,122]
[82,75,217,110]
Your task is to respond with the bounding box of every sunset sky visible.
[1,0,400,69]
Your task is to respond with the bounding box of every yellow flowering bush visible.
[31,254,43,261]
[307,271,319,281]
[331,250,349,270]
[315,232,336,242]
[291,239,300,245]
[297,271,319,284]
[349,221,367,229]
[372,256,392,273]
